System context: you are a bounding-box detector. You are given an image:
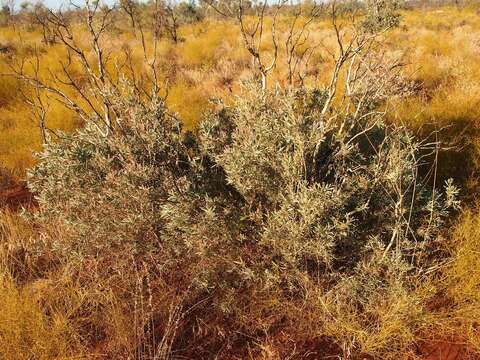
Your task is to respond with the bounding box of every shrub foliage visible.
[25,81,460,357]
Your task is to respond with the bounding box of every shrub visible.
[28,97,191,258]
[176,0,205,24]
[363,0,402,32]
[25,78,461,357]
[26,95,207,358]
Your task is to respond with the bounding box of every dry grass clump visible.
[0,209,85,359]
[179,21,237,68]
[0,206,189,359]
[166,79,210,129]
[0,273,85,360]
[442,208,480,352]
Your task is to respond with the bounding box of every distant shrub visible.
[0,6,10,27]
[176,0,205,24]
[363,0,402,32]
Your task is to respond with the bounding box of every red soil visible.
[419,339,474,360]
[0,182,36,210]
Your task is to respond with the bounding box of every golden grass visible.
[0,209,85,360]
[1,6,479,176]
[166,79,210,129]
[0,273,85,360]
[443,209,480,351]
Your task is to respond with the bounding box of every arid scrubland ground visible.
[1,1,480,359]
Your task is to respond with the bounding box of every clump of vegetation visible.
[362,0,402,32]
[0,273,85,360]
[441,209,480,351]
[21,73,459,356]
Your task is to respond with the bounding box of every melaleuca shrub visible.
[197,85,460,355]
[28,84,460,357]
[200,86,458,276]
[362,0,402,33]
[26,96,208,357]
[28,97,202,260]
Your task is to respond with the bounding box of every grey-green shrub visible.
[27,84,459,357]
[362,0,402,32]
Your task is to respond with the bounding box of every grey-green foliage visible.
[362,0,402,32]
[28,98,194,257]
[200,87,458,274]
[28,83,459,355]
[176,0,205,24]
[29,83,459,279]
